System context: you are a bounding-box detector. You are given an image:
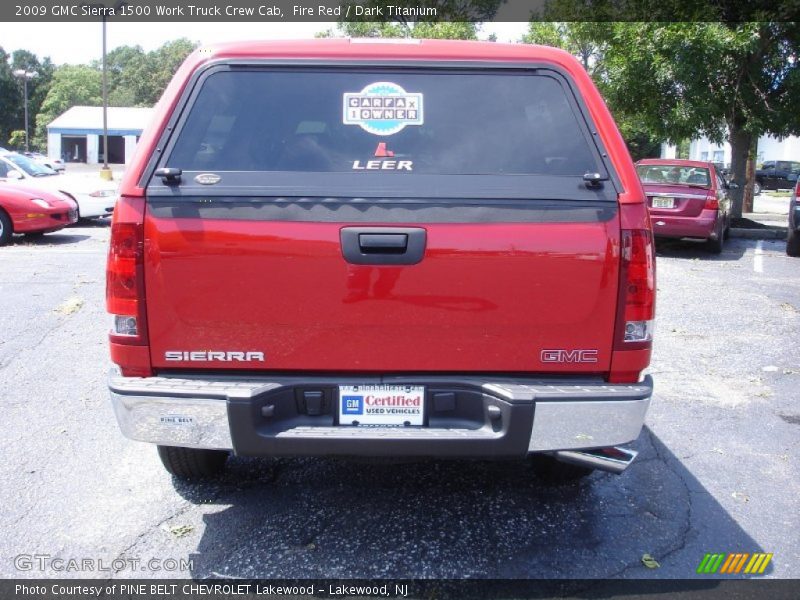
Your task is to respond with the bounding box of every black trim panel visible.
[147,171,617,202]
[146,197,618,224]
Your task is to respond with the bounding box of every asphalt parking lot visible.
[0,221,798,580]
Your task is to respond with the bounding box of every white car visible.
[24,151,66,173]
[0,152,116,219]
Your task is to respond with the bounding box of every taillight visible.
[704,192,719,210]
[614,229,655,350]
[106,196,147,345]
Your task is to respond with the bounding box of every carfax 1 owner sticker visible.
[343,82,424,135]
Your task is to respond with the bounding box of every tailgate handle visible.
[341,227,426,265]
[359,233,408,253]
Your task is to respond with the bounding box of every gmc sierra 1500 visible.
[107,39,655,481]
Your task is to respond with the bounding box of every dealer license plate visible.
[651,196,675,209]
[338,385,425,426]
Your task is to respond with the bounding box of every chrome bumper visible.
[109,373,652,465]
[109,375,276,450]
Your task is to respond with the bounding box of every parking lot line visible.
[754,240,764,273]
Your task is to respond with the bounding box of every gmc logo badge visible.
[540,349,599,363]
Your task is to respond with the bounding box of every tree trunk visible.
[744,143,756,214]
[728,125,754,219]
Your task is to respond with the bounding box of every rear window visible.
[167,69,602,178]
[637,165,711,188]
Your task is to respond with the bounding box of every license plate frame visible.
[338,384,425,426]
[651,196,675,209]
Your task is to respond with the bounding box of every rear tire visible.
[753,181,762,196]
[787,229,800,257]
[157,445,228,479]
[706,220,724,254]
[0,210,12,246]
[529,454,593,483]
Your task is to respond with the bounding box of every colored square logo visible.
[342,395,363,415]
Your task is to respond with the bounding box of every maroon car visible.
[636,159,732,253]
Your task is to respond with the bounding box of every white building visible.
[662,134,800,166]
[47,106,153,165]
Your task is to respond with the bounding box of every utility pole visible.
[82,0,125,179]
[99,14,112,180]
[12,69,37,153]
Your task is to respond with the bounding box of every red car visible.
[106,40,655,481]
[636,159,732,253]
[0,184,78,246]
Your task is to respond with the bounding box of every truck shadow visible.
[174,428,767,581]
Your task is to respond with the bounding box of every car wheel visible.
[529,454,593,483]
[753,181,762,196]
[0,210,12,246]
[157,445,228,479]
[787,229,800,257]
[706,221,724,254]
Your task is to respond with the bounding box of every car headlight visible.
[31,198,51,208]
[89,190,116,198]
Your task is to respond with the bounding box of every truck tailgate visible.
[144,201,620,373]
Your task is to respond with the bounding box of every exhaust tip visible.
[552,446,638,475]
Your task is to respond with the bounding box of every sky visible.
[0,21,530,65]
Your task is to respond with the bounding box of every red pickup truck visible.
[107,39,655,481]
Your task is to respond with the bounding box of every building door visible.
[61,136,87,162]
[99,135,125,164]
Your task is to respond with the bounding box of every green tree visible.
[523,19,800,216]
[522,22,606,75]
[601,22,800,217]
[319,21,478,40]
[8,130,26,149]
[93,39,196,106]
[34,65,102,148]
[0,47,20,148]
[411,22,478,39]
[10,50,55,151]
[104,44,148,106]
[0,48,55,152]
[141,38,196,105]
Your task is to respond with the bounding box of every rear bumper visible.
[650,209,719,239]
[109,372,652,459]
[72,193,114,218]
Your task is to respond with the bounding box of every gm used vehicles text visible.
[106,40,656,481]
